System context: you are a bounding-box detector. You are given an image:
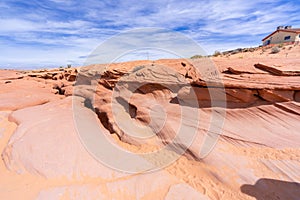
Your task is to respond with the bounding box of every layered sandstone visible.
[0,44,300,199]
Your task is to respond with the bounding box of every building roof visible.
[262,28,300,41]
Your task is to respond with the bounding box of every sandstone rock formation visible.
[0,45,300,199]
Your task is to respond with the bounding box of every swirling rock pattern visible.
[0,45,300,199]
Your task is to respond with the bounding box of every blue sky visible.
[0,0,299,69]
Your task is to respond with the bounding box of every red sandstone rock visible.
[1,46,300,199]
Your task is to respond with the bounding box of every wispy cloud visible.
[0,0,299,68]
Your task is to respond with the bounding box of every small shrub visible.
[271,47,280,54]
[67,64,72,68]
[190,55,203,59]
[278,43,284,48]
[213,51,222,57]
[249,48,255,52]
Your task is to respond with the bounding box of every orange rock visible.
[258,89,294,102]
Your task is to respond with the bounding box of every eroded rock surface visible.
[1,47,300,199]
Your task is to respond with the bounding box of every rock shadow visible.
[241,178,300,200]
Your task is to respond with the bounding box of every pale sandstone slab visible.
[2,97,128,180]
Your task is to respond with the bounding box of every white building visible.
[262,26,300,46]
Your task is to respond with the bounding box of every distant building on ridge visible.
[262,26,300,46]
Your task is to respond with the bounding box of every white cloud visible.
[0,19,41,32]
[49,0,73,4]
[0,43,88,69]
[0,18,95,35]
[84,28,207,65]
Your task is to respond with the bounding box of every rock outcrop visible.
[0,46,300,199]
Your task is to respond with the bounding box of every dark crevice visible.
[170,97,179,104]
[293,91,300,102]
[52,85,65,95]
[165,142,200,161]
[115,97,137,118]
[220,135,270,147]
[82,98,117,136]
[84,98,93,110]
[254,90,266,101]
[94,108,115,134]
